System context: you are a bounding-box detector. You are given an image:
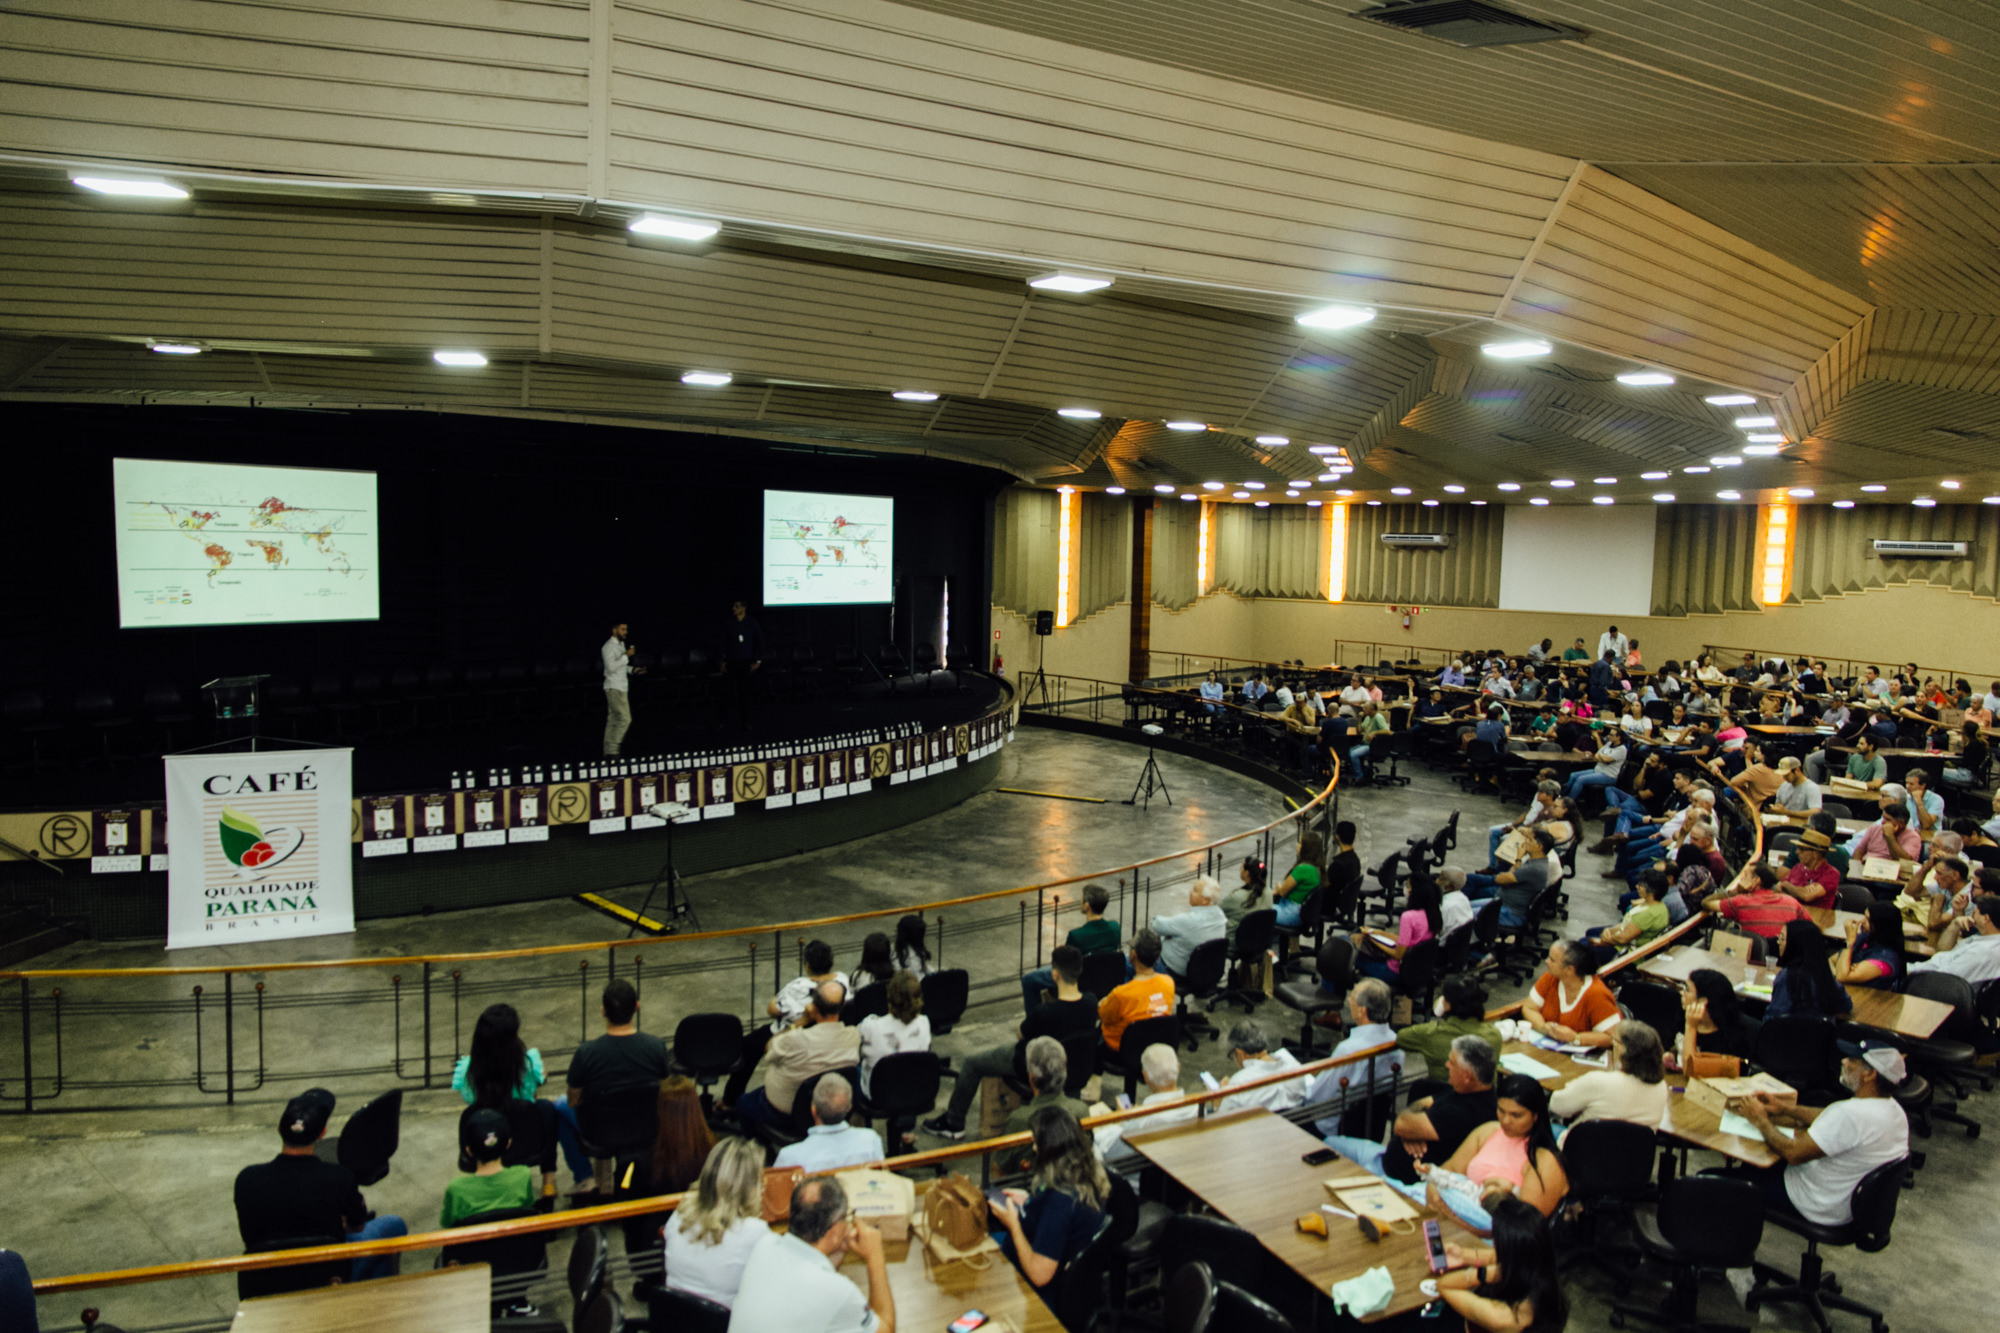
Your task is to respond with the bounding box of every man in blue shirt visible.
[1198,671,1224,715]
[774,1074,885,1173]
[1474,705,1508,749]
[1305,979,1398,1137]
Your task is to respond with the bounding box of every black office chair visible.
[1209,1281,1293,1333]
[1079,950,1129,1004]
[492,1099,558,1209]
[1100,1172,1180,1314]
[575,1286,626,1333]
[1459,738,1504,791]
[1746,1158,1908,1333]
[650,1287,731,1333]
[1052,1213,1118,1333]
[1751,1015,1839,1102]
[1154,1214,1266,1293]
[439,1204,547,1314]
[842,981,890,1025]
[1175,938,1231,1047]
[855,1050,942,1152]
[568,1222,607,1310]
[1103,1015,1182,1101]
[237,1232,346,1301]
[576,1084,660,1183]
[1556,1119,1657,1280]
[1616,979,1686,1043]
[672,1013,746,1109]
[1612,1175,1765,1331]
[318,1089,402,1187]
[922,969,971,1036]
[1274,936,1352,1058]
[1220,909,1279,1011]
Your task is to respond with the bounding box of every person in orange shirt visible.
[1096,929,1174,1062]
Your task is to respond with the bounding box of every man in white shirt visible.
[1434,868,1475,938]
[1597,626,1629,663]
[1909,894,2000,985]
[1093,1043,1194,1163]
[1307,979,1399,1136]
[729,1176,894,1333]
[1338,675,1373,711]
[1273,682,1296,709]
[601,621,635,756]
[1487,780,1556,867]
[1527,638,1552,664]
[774,1075,885,1173]
[1771,757,1823,817]
[1725,1039,1909,1229]
[1903,768,1945,837]
[1150,876,1226,981]
[1217,1020,1307,1114]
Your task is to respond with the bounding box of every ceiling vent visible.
[1872,539,1969,559]
[1352,1,1586,48]
[1381,531,1453,549]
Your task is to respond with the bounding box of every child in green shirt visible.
[441,1106,536,1228]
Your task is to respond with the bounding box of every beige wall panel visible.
[992,601,1130,689]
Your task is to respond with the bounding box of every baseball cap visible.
[1835,1038,1907,1085]
[1776,756,1801,773]
[278,1087,337,1146]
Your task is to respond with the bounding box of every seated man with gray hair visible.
[1322,1034,1498,1186]
[1303,978,1398,1137]
[1150,876,1226,983]
[987,1036,1091,1178]
[729,1175,895,1333]
[773,1072,885,1173]
[1218,1019,1307,1114]
[1090,1043,1194,1164]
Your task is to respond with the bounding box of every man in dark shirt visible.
[927,946,1096,1139]
[1413,689,1450,722]
[1320,1035,1497,1185]
[1019,883,1119,1011]
[1318,709,1352,776]
[721,598,765,732]
[1587,652,1619,707]
[234,1088,406,1282]
[562,979,670,1197]
[1473,705,1507,749]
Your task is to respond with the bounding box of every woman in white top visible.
[1550,1021,1670,1136]
[857,970,931,1097]
[1617,700,1654,741]
[893,913,935,979]
[662,1136,769,1309]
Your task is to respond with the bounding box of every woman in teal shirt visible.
[452,1003,547,1106]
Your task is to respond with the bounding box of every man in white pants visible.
[602,621,634,756]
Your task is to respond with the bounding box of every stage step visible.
[0,909,75,970]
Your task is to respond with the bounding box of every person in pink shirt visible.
[1845,801,1922,864]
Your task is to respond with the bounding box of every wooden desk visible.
[1496,1041,1778,1168]
[1636,945,1948,1039]
[1748,725,1826,737]
[235,1265,489,1333]
[830,1184,1063,1333]
[1763,814,1869,837]
[1126,1109,1447,1322]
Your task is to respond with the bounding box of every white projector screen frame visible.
[1497,504,1656,618]
[761,489,895,606]
[112,457,380,628]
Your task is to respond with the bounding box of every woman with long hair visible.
[1768,920,1852,1019]
[1272,830,1325,931]
[989,1105,1110,1289]
[849,931,895,994]
[661,1137,768,1309]
[648,1075,715,1197]
[453,1003,544,1108]
[858,970,931,1100]
[1436,1195,1569,1332]
[1354,874,1440,983]
[1220,855,1269,948]
[1835,900,1909,989]
[1676,967,1760,1067]
[893,913,934,977]
[1415,1073,1567,1233]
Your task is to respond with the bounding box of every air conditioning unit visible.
[1871,539,1969,558]
[1380,532,1453,549]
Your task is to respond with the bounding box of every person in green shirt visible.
[1562,638,1591,662]
[1273,831,1325,930]
[1583,869,1670,967]
[441,1106,536,1228]
[991,1036,1090,1176]
[1395,974,1503,1081]
[1021,883,1121,1013]
[1844,740,1889,789]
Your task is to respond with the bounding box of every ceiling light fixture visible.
[1550,478,1575,488]
[1683,465,1711,474]
[1366,500,1382,506]
[1319,473,1345,483]
[1705,394,1757,406]
[433,350,487,367]
[628,215,719,241]
[1616,372,1675,386]
[148,342,203,355]
[1306,499,1324,507]
[1028,272,1112,293]
[1335,489,1355,497]
[1255,499,1271,507]
[1180,493,1198,501]
[1308,445,1339,454]
[1984,496,2000,506]
[1734,415,1778,429]
[1202,481,1225,491]
[1745,433,1786,443]
[1243,482,1266,490]
[1652,493,1676,503]
[1529,497,1550,506]
[1833,500,1856,509]
[681,370,732,386]
[1717,490,1741,500]
[72,175,188,199]
[1743,444,1783,456]
[1640,471,1670,480]
[1256,435,1290,445]
[1787,488,1815,498]
[1443,484,1465,493]
[1285,489,1299,497]
[1057,407,1102,419]
[892,390,939,401]
[1592,496,1615,505]
[1497,482,1522,492]
[1941,479,1962,489]
[1164,420,1206,432]
[1232,490,1250,499]
[1421,499,1439,507]
[1390,487,1412,496]
[1470,500,1487,506]
[1154,484,1176,494]
[1104,486,1126,495]
[1593,477,1617,485]
[1482,339,1552,359]
[1295,304,1376,330]
[1860,484,1887,492]
[1711,456,1743,467]
[1912,497,1937,507]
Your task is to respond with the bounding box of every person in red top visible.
[1521,940,1622,1048]
[1096,929,1173,1058]
[1780,829,1841,906]
[1703,864,1813,941]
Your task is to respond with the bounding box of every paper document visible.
[1526,1033,1593,1054]
[1333,1181,1419,1224]
[1719,1110,1793,1141]
[1500,1052,1563,1081]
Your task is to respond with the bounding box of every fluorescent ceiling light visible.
[1306,500,1323,507]
[1616,372,1675,386]
[1683,465,1711,474]
[1335,489,1354,497]
[148,342,202,355]
[628,215,718,241]
[1470,500,1487,506]
[1705,394,1757,406]
[1550,478,1575,488]
[1529,497,1550,506]
[1941,479,1961,489]
[1164,420,1206,432]
[1592,496,1615,505]
[1640,471,1670,481]
[1912,497,1937,507]
[1180,493,1198,501]
[1651,493,1676,503]
[1308,445,1339,454]
[1593,477,1617,485]
[1497,482,1522,492]
[1745,433,1785,443]
[1421,499,1439,507]
[1028,272,1112,293]
[1711,456,1742,467]
[1255,499,1271,507]
[1318,473,1345,483]
[1366,500,1382,506]
[1717,490,1741,500]
[1231,490,1250,499]
[1390,487,1412,496]
[1743,444,1782,456]
[1242,481,1266,490]
[1104,486,1125,495]
[1256,435,1290,445]
[1057,407,1102,419]
[1202,481,1225,491]
[892,390,938,401]
[1984,497,2000,505]
[1833,500,1856,509]
[1733,415,1778,428]
[433,350,487,367]
[1295,304,1376,330]
[1153,484,1176,493]
[1786,488,1815,498]
[1285,489,1300,497]
[681,370,732,386]
[1443,484,1465,493]
[1056,485,1075,495]
[72,175,187,199]
[1860,484,1887,492]
[1482,339,1552,359]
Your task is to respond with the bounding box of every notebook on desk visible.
[1328,1180,1419,1224]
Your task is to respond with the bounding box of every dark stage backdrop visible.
[5,403,1010,698]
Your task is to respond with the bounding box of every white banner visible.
[164,748,355,950]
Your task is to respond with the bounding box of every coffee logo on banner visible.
[217,805,307,878]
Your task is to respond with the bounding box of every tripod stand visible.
[630,805,702,936]
[1124,726,1172,809]
[1020,633,1052,710]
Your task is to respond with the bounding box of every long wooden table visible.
[1125,1108,1451,1323]
[234,1265,489,1333]
[1495,1041,1778,1169]
[1636,944,1949,1038]
[831,1183,1063,1333]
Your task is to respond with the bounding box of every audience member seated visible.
[857,972,930,1100]
[234,1088,406,1283]
[1396,974,1502,1079]
[1674,969,1761,1072]
[984,1036,1092,1176]
[1434,1196,1569,1333]
[1732,754,1822,819]
[1273,831,1327,930]
[647,1075,716,1196]
[1217,1019,1307,1113]
[926,949,1094,1140]
[565,978,670,1196]
[1305,978,1399,1136]
[1414,1073,1569,1233]
[442,1106,535,1226]
[728,1176,893,1333]
[736,980,858,1132]
[1549,1022,1669,1134]
[774,1074,884,1172]
[1807,731,1887,789]
[1488,781,1559,866]
[1198,670,1224,715]
[1219,855,1270,949]
[1092,1043,1194,1164]
[1328,1034,1498,1186]
[1520,940,1621,1049]
[1347,701,1389,781]
[1582,868,1669,966]
[1779,829,1840,905]
[1845,795,1922,864]
[1097,929,1173,1066]
[1713,1039,1910,1228]
[1912,854,1980,949]
[1150,874,1226,982]
[454,1001,560,1196]
[1434,868,1477,940]
[1908,893,2000,987]
[1702,863,1812,942]
[1834,902,1909,990]
[1902,767,1947,839]
[1020,883,1121,1013]
[1461,828,1549,932]
[991,1106,1110,1292]
[1767,921,1853,1019]
[663,1136,767,1310]
[724,939,841,1112]
[1354,874,1441,985]
[892,914,935,979]
[848,931,896,997]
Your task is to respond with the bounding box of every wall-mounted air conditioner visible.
[1381,532,1452,549]
[1871,539,1969,558]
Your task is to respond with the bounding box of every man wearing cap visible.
[1733,754,1821,819]
[234,1088,407,1281]
[442,1106,536,1227]
[1778,830,1841,906]
[1722,1039,1910,1227]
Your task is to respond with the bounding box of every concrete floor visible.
[7,727,1991,1332]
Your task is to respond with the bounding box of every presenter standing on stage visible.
[723,600,765,733]
[602,621,635,756]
